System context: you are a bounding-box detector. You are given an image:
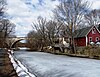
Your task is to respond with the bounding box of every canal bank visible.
[0,49,18,77]
[8,49,36,77]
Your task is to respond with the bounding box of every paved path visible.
[14,51,100,77]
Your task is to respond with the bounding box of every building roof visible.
[74,26,92,38]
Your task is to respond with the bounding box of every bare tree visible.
[45,20,64,45]
[0,19,15,48]
[85,9,100,26]
[31,16,47,50]
[27,31,38,50]
[0,0,6,18]
[0,19,15,38]
[53,0,89,53]
[27,16,64,51]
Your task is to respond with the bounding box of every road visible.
[14,51,100,77]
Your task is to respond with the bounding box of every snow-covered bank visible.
[8,50,36,77]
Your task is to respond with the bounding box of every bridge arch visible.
[5,37,31,49]
[10,39,25,48]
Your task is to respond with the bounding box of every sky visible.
[6,0,100,37]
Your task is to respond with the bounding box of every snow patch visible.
[8,51,36,77]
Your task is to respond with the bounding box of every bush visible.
[76,46,100,59]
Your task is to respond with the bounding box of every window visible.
[89,37,92,42]
[92,28,96,34]
[96,37,99,42]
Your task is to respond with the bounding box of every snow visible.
[8,52,36,77]
[14,51,100,77]
[18,47,30,50]
[96,42,100,45]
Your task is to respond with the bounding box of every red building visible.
[74,26,100,46]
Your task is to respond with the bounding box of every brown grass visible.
[0,53,18,77]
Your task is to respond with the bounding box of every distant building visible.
[74,26,100,46]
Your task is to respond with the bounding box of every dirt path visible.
[0,49,18,77]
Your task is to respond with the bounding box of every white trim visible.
[86,26,100,36]
[86,26,94,36]
[92,28,96,34]
[86,36,88,46]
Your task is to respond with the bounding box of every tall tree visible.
[31,16,48,50]
[53,0,89,53]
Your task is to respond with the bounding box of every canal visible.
[14,50,100,77]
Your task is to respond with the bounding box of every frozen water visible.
[8,52,36,77]
[14,51,100,77]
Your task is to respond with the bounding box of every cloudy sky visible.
[6,0,100,37]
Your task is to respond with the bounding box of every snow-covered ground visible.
[14,51,100,77]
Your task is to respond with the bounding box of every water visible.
[14,51,100,77]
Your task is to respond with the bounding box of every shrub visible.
[77,46,100,56]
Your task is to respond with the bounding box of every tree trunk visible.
[70,36,76,54]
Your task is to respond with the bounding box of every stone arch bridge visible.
[5,37,31,48]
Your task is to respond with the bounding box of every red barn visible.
[74,26,100,46]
